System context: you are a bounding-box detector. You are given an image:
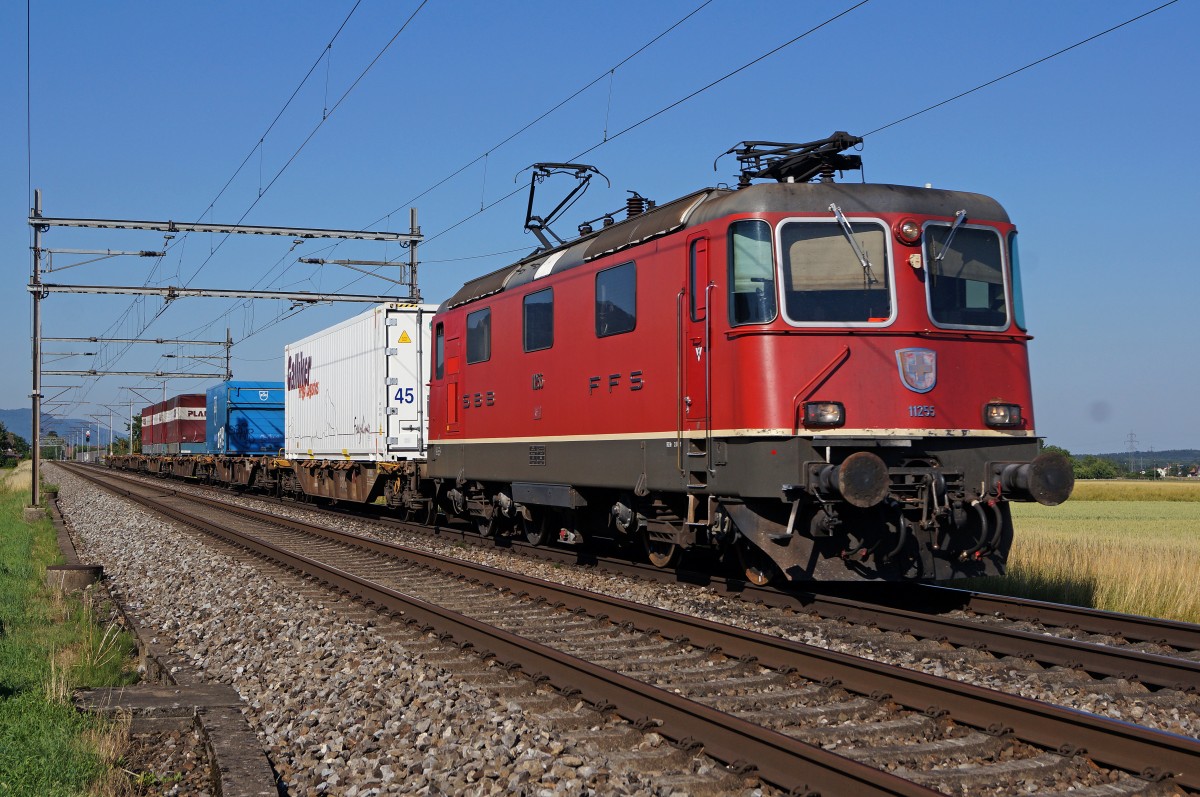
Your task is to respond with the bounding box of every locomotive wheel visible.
[644,533,678,569]
[475,514,496,537]
[523,510,550,546]
[737,541,775,586]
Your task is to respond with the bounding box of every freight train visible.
[110,133,1074,583]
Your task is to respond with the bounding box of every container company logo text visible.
[287,352,319,399]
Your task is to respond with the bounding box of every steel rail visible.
[911,584,1200,652]
[61,464,935,796]
[752,585,1200,693]
[64,464,1200,791]
[361,504,1200,691]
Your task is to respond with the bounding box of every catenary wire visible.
[75,1,370,397]
[418,0,1177,257]
[165,2,716,353]
[415,0,873,250]
[365,0,715,230]
[181,0,429,289]
[863,0,1180,138]
[84,1,430,401]
[214,0,875,347]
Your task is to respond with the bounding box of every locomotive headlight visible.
[984,402,1023,427]
[894,218,921,245]
[804,401,845,427]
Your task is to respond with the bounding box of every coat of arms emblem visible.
[896,348,936,393]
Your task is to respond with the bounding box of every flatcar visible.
[424,133,1073,582]
[111,132,1073,584]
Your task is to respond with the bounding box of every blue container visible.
[206,381,285,455]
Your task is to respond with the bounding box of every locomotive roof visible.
[442,181,1009,311]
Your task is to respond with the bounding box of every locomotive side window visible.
[1009,231,1027,331]
[728,220,776,325]
[924,224,1008,329]
[779,221,891,324]
[689,238,708,322]
[466,307,491,364]
[596,261,636,337]
[523,288,554,352]
[434,322,445,379]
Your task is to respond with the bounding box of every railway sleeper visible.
[907,750,1086,790]
[846,729,1008,767]
[795,714,942,747]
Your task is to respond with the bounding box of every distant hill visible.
[0,408,128,444]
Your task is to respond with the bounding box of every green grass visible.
[964,485,1200,621]
[0,470,138,795]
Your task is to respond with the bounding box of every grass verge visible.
[0,464,139,795]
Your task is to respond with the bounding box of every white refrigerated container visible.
[284,302,435,461]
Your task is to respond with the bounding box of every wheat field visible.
[966,480,1200,622]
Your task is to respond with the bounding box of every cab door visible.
[443,334,462,438]
[682,235,710,427]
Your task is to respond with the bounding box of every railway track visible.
[86,464,1200,711]
[64,463,1200,794]
[99,463,1200,690]
[323,485,1200,694]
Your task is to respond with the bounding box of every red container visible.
[141,395,205,454]
[140,402,164,451]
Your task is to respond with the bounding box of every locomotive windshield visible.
[924,223,1008,329]
[778,220,892,324]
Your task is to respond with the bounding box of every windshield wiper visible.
[935,209,968,262]
[829,204,878,285]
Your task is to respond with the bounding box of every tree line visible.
[1042,443,1197,479]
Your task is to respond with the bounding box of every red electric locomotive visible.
[426,133,1073,582]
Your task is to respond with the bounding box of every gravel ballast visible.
[52,465,753,796]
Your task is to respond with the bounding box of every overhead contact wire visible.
[366,0,715,229]
[864,0,1180,137]
[92,0,369,382]
[418,0,873,250]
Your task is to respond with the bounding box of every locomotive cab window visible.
[924,223,1008,329]
[779,220,892,324]
[596,261,636,337]
[728,220,776,325]
[466,307,491,364]
[523,288,554,352]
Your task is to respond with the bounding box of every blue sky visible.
[2,0,1196,455]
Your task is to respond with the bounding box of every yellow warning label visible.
[397,331,412,344]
